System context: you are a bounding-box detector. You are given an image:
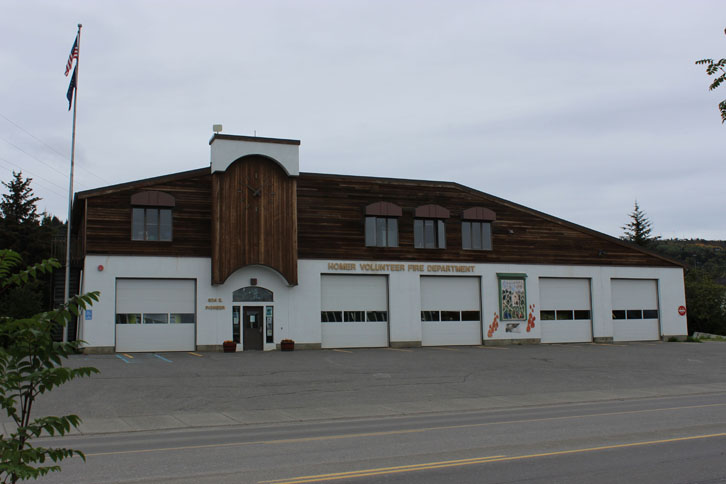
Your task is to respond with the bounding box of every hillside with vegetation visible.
[651,239,726,336]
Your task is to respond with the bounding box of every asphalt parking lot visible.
[3,342,726,435]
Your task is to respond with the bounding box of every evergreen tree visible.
[0,172,40,226]
[0,173,60,315]
[622,201,659,247]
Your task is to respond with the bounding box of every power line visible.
[0,111,111,185]
[0,156,70,198]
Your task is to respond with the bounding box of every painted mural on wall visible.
[500,278,526,321]
[527,304,536,332]
[487,313,499,338]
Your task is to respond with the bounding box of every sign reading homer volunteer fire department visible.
[327,262,475,273]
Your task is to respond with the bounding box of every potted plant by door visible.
[280,339,295,351]
[223,340,236,353]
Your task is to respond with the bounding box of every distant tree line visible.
[0,172,64,318]
[622,201,726,336]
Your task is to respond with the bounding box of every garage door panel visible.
[612,279,660,341]
[611,279,657,309]
[539,278,592,343]
[421,277,480,311]
[115,279,196,352]
[116,325,195,352]
[321,275,387,311]
[421,277,481,346]
[539,279,591,310]
[321,275,388,349]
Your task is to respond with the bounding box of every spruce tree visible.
[622,201,658,247]
[0,172,40,226]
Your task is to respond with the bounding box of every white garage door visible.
[539,278,592,343]
[611,279,660,341]
[421,276,481,346]
[115,279,196,352]
[321,275,388,348]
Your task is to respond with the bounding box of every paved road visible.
[4,341,726,435]
[36,392,726,483]
[3,342,726,482]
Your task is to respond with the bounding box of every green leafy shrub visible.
[0,249,99,483]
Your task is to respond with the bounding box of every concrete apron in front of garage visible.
[2,343,725,436]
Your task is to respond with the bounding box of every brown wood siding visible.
[297,174,679,267]
[83,175,212,258]
[211,156,298,285]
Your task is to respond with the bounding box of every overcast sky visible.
[1,0,724,239]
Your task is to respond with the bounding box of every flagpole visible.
[64,23,81,343]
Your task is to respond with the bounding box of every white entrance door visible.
[320,275,389,348]
[539,278,593,343]
[420,276,481,346]
[115,279,196,352]
[611,279,660,341]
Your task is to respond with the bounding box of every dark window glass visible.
[574,310,591,320]
[344,311,365,322]
[366,311,388,322]
[461,310,480,321]
[321,311,343,322]
[472,221,482,249]
[556,310,574,320]
[145,209,159,241]
[612,310,626,320]
[437,220,446,248]
[626,309,643,319]
[387,218,398,247]
[441,310,461,321]
[643,309,659,319]
[462,221,472,250]
[462,221,492,251]
[424,219,435,248]
[132,208,145,240]
[170,313,195,324]
[481,222,492,250]
[143,313,168,324]
[540,310,556,321]
[159,209,172,241]
[132,207,173,241]
[421,310,440,322]
[115,313,141,324]
[365,217,376,246]
[415,219,445,249]
[233,286,273,302]
[366,216,398,247]
[376,217,386,246]
[414,219,424,248]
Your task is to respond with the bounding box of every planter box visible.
[222,342,236,353]
[280,340,294,351]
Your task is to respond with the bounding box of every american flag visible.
[65,35,78,76]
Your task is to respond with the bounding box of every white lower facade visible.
[78,256,688,352]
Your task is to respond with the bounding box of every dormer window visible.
[364,202,401,247]
[462,207,495,250]
[414,205,449,249]
[131,191,175,241]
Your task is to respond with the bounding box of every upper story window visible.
[461,207,495,250]
[365,202,401,247]
[131,191,175,241]
[414,204,449,249]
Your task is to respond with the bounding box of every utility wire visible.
[0,136,92,191]
[0,156,69,198]
[0,111,111,185]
